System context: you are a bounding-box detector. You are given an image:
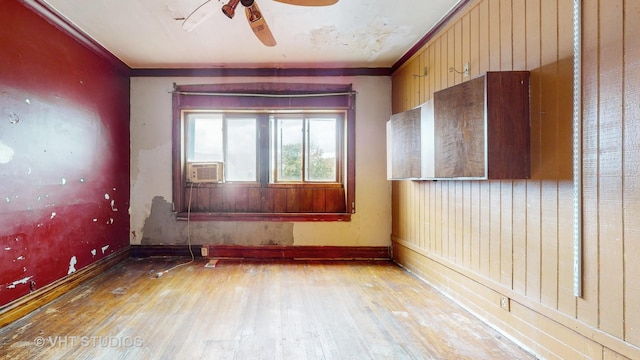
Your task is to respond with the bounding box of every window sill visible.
[176,212,352,222]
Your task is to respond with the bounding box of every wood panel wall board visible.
[469,6,481,78]
[540,0,559,68]
[462,182,472,268]
[441,32,450,90]
[500,181,514,288]
[489,181,502,281]
[441,183,450,258]
[415,57,421,108]
[462,13,471,83]
[433,39,442,97]
[480,183,491,277]
[478,0,491,74]
[410,181,417,246]
[311,189,326,212]
[529,69,544,177]
[597,0,625,339]
[512,0,527,70]
[391,182,399,235]
[500,0,514,70]
[576,0,600,329]
[529,60,572,180]
[525,181,542,301]
[435,181,444,256]
[425,182,436,254]
[623,0,640,346]
[427,45,435,100]
[542,65,560,174]
[512,180,528,295]
[489,0,502,71]
[557,0,574,60]
[470,181,481,272]
[603,348,631,360]
[557,181,576,317]
[525,0,541,71]
[453,21,463,85]
[510,301,606,360]
[455,182,464,265]
[261,188,274,212]
[412,57,419,108]
[540,182,559,309]
[556,57,575,180]
[421,182,428,250]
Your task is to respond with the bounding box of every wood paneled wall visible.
[390,0,640,358]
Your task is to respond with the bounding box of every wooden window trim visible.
[172,82,356,221]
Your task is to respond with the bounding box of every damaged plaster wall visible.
[141,196,294,245]
[130,76,391,247]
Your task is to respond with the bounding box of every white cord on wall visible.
[154,182,195,278]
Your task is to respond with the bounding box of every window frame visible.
[172,82,356,222]
[269,112,344,185]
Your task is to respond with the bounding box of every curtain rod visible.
[172,91,356,98]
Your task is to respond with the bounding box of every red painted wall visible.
[0,0,130,307]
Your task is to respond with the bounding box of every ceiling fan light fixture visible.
[222,0,240,18]
[245,4,263,22]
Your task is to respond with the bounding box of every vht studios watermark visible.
[34,335,144,348]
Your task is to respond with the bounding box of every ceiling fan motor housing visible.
[241,0,255,7]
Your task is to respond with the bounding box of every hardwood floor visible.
[0,258,535,359]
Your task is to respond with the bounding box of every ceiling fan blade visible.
[272,0,338,6]
[245,2,277,47]
[183,0,218,31]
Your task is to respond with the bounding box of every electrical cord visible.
[154,182,195,278]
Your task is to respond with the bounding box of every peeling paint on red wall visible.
[0,1,130,306]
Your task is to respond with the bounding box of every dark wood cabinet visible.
[387,71,530,180]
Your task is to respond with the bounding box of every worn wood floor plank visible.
[0,258,535,359]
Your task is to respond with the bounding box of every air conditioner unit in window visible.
[186,162,224,183]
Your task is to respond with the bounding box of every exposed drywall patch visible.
[0,140,15,164]
[8,111,19,124]
[50,212,56,219]
[6,276,33,289]
[91,249,97,256]
[141,196,294,246]
[101,245,109,254]
[67,256,77,274]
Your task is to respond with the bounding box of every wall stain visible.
[141,196,294,246]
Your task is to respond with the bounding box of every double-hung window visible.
[271,115,341,183]
[172,83,355,221]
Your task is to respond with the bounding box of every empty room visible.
[1,0,639,358]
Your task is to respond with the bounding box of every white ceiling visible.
[40,0,463,69]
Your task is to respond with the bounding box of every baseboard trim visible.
[391,238,640,360]
[131,244,390,260]
[0,246,130,328]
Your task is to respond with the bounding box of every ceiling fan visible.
[183,0,339,47]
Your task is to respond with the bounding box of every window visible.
[271,115,341,183]
[185,113,258,182]
[172,83,355,221]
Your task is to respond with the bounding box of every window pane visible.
[306,118,337,181]
[226,118,257,181]
[275,118,303,181]
[187,114,223,162]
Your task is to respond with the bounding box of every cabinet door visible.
[434,76,486,178]
[387,107,421,179]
